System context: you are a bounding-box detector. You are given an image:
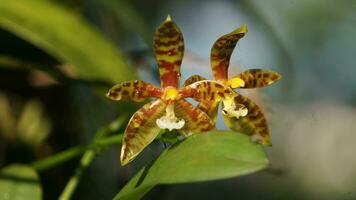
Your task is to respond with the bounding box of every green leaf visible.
[0,0,135,84]
[0,164,42,200]
[114,130,268,200]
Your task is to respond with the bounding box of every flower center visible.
[156,104,185,131]
[163,87,180,101]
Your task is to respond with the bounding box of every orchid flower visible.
[106,16,235,165]
[184,25,282,145]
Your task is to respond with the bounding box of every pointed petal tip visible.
[105,90,122,100]
[270,71,283,84]
[120,148,131,166]
[260,137,272,146]
[276,72,283,80]
[166,14,172,22]
[233,24,248,35]
[120,159,129,166]
[241,24,248,32]
[105,91,114,99]
[251,133,272,146]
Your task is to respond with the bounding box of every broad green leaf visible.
[114,130,268,200]
[0,0,135,84]
[0,164,42,200]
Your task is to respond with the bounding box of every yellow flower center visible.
[163,87,180,100]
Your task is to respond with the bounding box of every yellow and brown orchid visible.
[185,25,282,145]
[106,16,238,165]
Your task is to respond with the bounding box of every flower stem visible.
[31,134,124,172]
[58,116,127,200]
[31,118,126,172]
[32,145,87,172]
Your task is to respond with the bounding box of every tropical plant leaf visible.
[114,130,268,200]
[0,0,135,84]
[0,164,42,200]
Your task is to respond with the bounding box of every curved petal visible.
[232,69,282,89]
[183,76,219,123]
[180,80,234,102]
[121,99,167,165]
[222,94,271,146]
[154,15,184,88]
[210,25,247,81]
[174,99,215,137]
[196,101,220,123]
[180,80,233,123]
[106,80,162,102]
[183,75,207,86]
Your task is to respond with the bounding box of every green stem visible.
[59,116,127,200]
[31,134,124,172]
[32,145,87,172]
[59,150,96,200]
[32,116,126,172]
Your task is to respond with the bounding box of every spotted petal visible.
[106,80,162,102]
[181,80,234,123]
[181,80,233,102]
[232,69,282,89]
[174,99,215,136]
[222,94,271,146]
[183,75,207,86]
[154,16,184,88]
[211,25,247,81]
[183,76,221,122]
[121,99,167,165]
[196,100,220,123]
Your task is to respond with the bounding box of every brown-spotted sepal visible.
[181,80,234,102]
[183,75,220,122]
[154,15,184,88]
[174,99,215,136]
[183,74,207,86]
[232,69,282,89]
[222,94,271,146]
[106,80,163,102]
[181,80,246,122]
[121,99,167,165]
[211,25,248,81]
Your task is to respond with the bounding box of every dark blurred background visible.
[0,0,355,199]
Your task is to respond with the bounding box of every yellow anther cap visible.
[227,77,245,88]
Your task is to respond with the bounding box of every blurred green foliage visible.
[0,164,42,200]
[0,0,135,84]
[0,95,51,147]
